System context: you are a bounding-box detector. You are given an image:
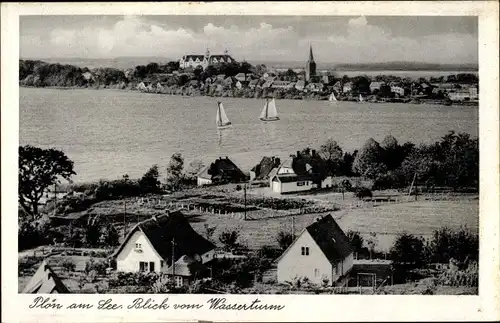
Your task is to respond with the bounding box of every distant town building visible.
[390,86,405,97]
[305,45,317,82]
[342,82,353,93]
[369,81,384,93]
[179,48,236,70]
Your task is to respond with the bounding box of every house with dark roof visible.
[269,150,331,194]
[22,260,70,294]
[197,157,247,186]
[250,156,281,181]
[113,210,216,286]
[277,214,354,286]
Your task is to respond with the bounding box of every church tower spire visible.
[306,45,316,82]
[309,45,314,62]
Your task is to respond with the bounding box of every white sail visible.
[267,99,278,118]
[329,92,337,101]
[260,101,269,119]
[216,102,231,127]
[260,98,279,121]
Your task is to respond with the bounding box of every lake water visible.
[20,87,479,183]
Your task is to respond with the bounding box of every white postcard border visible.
[2,2,499,322]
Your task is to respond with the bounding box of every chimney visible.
[152,214,158,222]
[296,150,301,157]
[312,149,316,157]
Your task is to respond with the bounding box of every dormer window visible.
[135,243,142,250]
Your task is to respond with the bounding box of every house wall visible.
[277,231,333,286]
[277,166,294,175]
[321,176,333,188]
[116,230,165,273]
[333,252,354,282]
[280,180,312,193]
[197,177,213,186]
[201,249,216,264]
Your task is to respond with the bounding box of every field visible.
[189,199,479,252]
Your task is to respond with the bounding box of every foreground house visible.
[197,157,247,186]
[277,215,354,286]
[113,211,216,285]
[22,260,70,294]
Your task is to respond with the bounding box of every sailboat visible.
[216,101,232,129]
[358,94,365,103]
[260,98,280,121]
[329,92,337,102]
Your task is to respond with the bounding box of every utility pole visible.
[292,216,295,239]
[123,200,127,239]
[171,238,176,280]
[244,184,247,221]
[53,183,57,216]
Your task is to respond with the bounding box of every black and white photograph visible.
[15,12,485,297]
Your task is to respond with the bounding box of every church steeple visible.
[305,45,316,82]
[308,45,315,62]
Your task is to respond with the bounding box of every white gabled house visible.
[277,215,354,286]
[112,210,216,286]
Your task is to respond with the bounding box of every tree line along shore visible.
[19,59,478,105]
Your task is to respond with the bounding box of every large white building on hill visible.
[179,48,236,70]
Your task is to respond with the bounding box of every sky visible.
[20,15,478,64]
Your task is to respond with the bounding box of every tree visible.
[340,179,352,200]
[138,164,161,194]
[352,138,386,179]
[85,224,101,247]
[19,145,76,219]
[166,153,184,191]
[366,232,378,259]
[203,224,217,241]
[146,62,159,75]
[193,66,204,80]
[390,233,425,266]
[276,230,294,251]
[319,139,343,175]
[346,230,364,255]
[219,229,240,251]
[102,224,120,247]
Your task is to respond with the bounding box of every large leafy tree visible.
[352,138,386,179]
[138,164,161,193]
[319,138,343,175]
[19,145,76,219]
[166,153,184,191]
[390,233,426,267]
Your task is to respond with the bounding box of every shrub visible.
[219,229,240,251]
[355,187,372,199]
[61,259,76,273]
[390,233,425,267]
[276,230,294,252]
[151,275,174,293]
[85,258,108,276]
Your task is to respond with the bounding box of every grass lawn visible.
[190,200,478,252]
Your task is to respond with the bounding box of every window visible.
[160,260,165,268]
[139,261,149,272]
[175,276,183,287]
[135,243,142,249]
[297,181,305,186]
[149,262,155,272]
[301,247,310,256]
[314,269,319,277]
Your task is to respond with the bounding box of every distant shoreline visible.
[20,85,478,107]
